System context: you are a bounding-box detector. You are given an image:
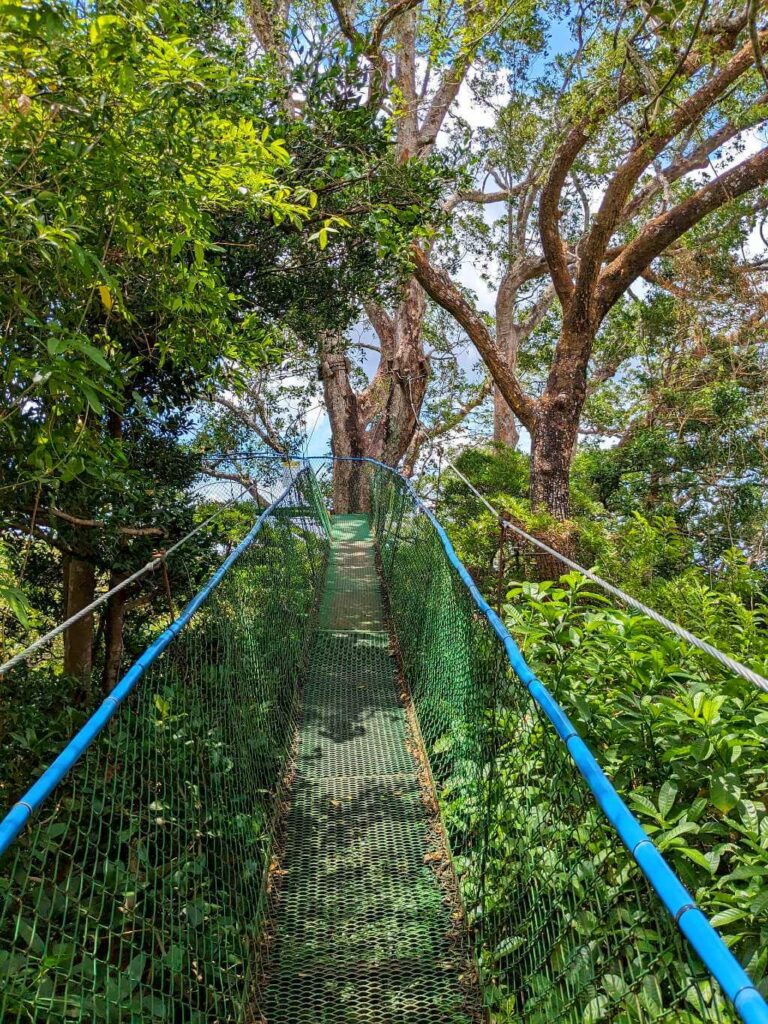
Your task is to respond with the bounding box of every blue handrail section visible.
[0,470,310,858]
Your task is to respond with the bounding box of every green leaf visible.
[80,383,104,414]
[88,14,123,43]
[711,773,741,814]
[678,847,715,873]
[127,952,147,983]
[658,780,678,819]
[154,694,170,719]
[710,907,747,929]
[77,340,110,369]
[0,585,32,627]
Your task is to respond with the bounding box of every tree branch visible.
[600,143,768,312]
[201,465,265,505]
[402,377,493,475]
[538,123,586,304]
[443,186,523,214]
[579,30,768,305]
[623,109,766,221]
[411,245,536,429]
[213,394,289,455]
[36,508,165,537]
[416,56,470,156]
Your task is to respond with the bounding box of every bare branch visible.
[417,57,470,156]
[364,300,396,356]
[36,507,165,537]
[402,377,493,474]
[443,186,523,214]
[521,283,557,338]
[600,143,768,312]
[539,123,586,304]
[213,394,289,455]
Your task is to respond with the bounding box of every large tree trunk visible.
[321,282,429,512]
[530,423,573,521]
[528,325,590,574]
[529,425,575,579]
[530,321,591,521]
[63,555,96,687]
[320,345,369,513]
[366,279,428,466]
[101,571,128,694]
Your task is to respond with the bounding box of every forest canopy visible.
[0,0,766,675]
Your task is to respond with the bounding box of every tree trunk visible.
[320,345,369,513]
[367,280,428,466]
[528,325,590,576]
[63,555,96,687]
[101,571,128,694]
[492,321,521,447]
[321,283,429,512]
[530,321,592,523]
[493,387,520,447]
[530,425,573,520]
[529,425,574,580]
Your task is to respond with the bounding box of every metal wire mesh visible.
[0,468,328,1023]
[367,463,739,1023]
[0,474,284,812]
[262,513,475,1023]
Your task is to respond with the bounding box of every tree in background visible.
[241,0,545,507]
[414,2,768,536]
[582,267,768,567]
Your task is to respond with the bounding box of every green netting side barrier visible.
[0,468,329,1023]
[1,457,765,1024]
[366,462,744,1024]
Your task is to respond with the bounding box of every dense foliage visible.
[1,0,768,1020]
[434,444,768,1000]
[0,483,329,1022]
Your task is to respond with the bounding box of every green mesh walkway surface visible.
[264,515,472,1023]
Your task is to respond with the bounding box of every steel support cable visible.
[0,482,258,677]
[425,445,768,694]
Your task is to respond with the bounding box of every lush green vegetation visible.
[0,489,329,1022]
[434,444,768,1003]
[1,0,768,1019]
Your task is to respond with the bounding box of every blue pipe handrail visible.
[0,469,311,858]
[307,454,768,1024]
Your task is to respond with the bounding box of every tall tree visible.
[414,3,768,532]
[244,0,544,507]
[0,0,321,679]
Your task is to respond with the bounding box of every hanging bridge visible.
[0,459,766,1023]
